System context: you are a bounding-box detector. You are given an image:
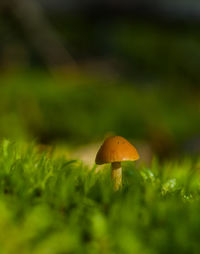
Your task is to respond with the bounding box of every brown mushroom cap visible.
[95,136,139,165]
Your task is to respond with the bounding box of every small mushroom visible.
[95,136,139,191]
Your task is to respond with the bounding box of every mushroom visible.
[95,136,139,191]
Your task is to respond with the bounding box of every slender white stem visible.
[111,162,122,191]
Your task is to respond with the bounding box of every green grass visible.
[0,70,200,149]
[0,139,200,254]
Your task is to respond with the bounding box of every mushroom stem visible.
[111,162,122,191]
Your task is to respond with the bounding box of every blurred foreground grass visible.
[0,140,200,254]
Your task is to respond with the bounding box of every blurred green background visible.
[0,0,200,160]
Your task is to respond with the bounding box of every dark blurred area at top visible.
[39,0,200,20]
[1,0,200,79]
[0,0,200,160]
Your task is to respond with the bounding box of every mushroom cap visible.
[95,136,139,165]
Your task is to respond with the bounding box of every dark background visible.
[0,0,200,161]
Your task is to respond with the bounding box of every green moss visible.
[0,140,199,253]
